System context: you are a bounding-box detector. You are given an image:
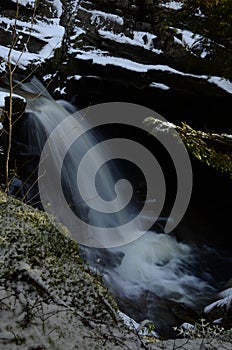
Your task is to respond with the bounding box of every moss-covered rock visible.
[0,191,143,349]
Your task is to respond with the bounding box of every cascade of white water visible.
[13,77,226,318]
[18,78,139,244]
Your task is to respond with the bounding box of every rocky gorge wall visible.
[1,0,231,130]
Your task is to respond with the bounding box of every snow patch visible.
[208,77,232,94]
[75,49,185,74]
[73,75,82,80]
[79,7,124,26]
[150,82,170,90]
[204,288,232,314]
[75,48,232,94]
[53,0,63,17]
[11,0,36,6]
[0,61,6,74]
[179,29,198,48]
[43,73,54,81]
[0,91,26,107]
[70,27,86,41]
[161,1,183,10]
[118,311,159,337]
[98,29,162,54]
[12,0,63,16]
[91,11,123,26]
[175,28,209,58]
[195,7,206,18]
[0,8,64,69]
[54,86,66,95]
[0,89,27,131]
[219,287,232,299]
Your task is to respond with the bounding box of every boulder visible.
[204,279,232,329]
[116,290,200,339]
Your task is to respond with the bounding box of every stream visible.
[1,77,231,338]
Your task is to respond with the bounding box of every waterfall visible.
[13,78,141,248]
[9,77,231,337]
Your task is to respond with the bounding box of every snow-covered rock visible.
[0,0,64,70]
[205,284,232,329]
[0,0,232,100]
[0,190,144,349]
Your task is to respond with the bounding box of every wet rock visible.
[204,282,232,329]
[115,290,200,339]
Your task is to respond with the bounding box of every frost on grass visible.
[0,191,143,349]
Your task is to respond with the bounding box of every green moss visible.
[0,191,147,348]
[0,190,117,320]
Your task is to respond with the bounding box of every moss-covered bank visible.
[0,190,144,349]
[1,192,232,349]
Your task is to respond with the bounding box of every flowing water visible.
[8,77,232,336]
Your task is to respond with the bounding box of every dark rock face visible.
[0,1,231,132]
[0,95,42,207]
[115,290,200,339]
[48,0,232,131]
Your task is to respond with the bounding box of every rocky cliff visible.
[0,0,231,130]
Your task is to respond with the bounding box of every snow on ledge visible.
[208,77,232,95]
[0,91,26,107]
[79,6,124,26]
[11,0,36,6]
[11,0,63,16]
[161,1,183,10]
[91,10,123,26]
[0,91,26,130]
[98,30,162,54]
[150,82,170,90]
[53,0,63,17]
[0,16,64,69]
[76,49,186,74]
[73,75,82,80]
[75,49,232,94]
[174,28,209,58]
